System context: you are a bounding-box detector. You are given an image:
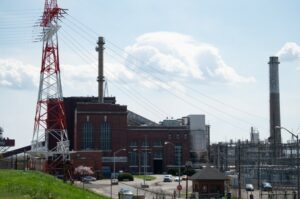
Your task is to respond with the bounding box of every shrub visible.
[118,173,134,181]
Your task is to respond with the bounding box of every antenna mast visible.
[30,0,69,173]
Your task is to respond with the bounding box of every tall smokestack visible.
[96,37,105,103]
[269,56,281,161]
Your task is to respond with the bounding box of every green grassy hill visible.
[0,169,108,199]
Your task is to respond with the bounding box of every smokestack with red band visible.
[269,56,281,160]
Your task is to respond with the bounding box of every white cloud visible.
[277,42,300,61]
[1,32,256,93]
[0,58,98,94]
[0,58,39,89]
[60,63,97,94]
[123,32,255,87]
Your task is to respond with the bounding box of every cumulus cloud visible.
[123,32,255,86]
[0,58,39,89]
[0,58,99,94]
[1,32,255,92]
[277,42,300,62]
[60,63,97,93]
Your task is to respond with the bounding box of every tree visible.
[74,165,94,181]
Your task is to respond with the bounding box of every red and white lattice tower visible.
[30,0,69,173]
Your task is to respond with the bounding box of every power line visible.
[59,31,168,119]
[105,45,263,129]
[65,14,267,123]
[60,16,266,131]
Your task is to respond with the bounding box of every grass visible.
[0,169,108,199]
[133,175,156,181]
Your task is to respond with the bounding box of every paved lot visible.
[81,175,192,199]
[80,176,298,199]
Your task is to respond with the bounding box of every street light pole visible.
[276,126,299,199]
[144,149,146,186]
[113,148,126,179]
[112,148,126,199]
[132,148,141,176]
[140,149,151,188]
[165,141,181,196]
[185,161,192,199]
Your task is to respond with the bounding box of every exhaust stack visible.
[96,37,105,103]
[269,56,281,161]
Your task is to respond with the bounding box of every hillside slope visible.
[0,170,107,199]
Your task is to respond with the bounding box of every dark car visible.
[262,182,272,191]
[55,174,64,180]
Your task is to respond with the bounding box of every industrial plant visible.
[0,0,299,199]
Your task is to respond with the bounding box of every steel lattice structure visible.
[30,0,69,173]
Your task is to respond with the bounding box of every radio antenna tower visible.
[30,0,70,174]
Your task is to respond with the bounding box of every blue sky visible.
[1,0,300,148]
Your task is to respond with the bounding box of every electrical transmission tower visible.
[30,0,70,174]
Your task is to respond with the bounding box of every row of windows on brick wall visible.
[82,122,111,150]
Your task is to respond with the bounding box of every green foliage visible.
[168,167,196,176]
[167,168,178,176]
[183,168,196,176]
[0,169,108,199]
[134,175,156,181]
[117,172,134,181]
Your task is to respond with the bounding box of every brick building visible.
[64,96,206,177]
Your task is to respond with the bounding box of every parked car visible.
[181,175,188,180]
[262,182,272,191]
[81,176,96,183]
[163,175,173,182]
[55,174,64,180]
[174,176,181,182]
[245,184,254,191]
[111,178,119,185]
[118,188,134,199]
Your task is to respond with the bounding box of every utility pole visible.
[257,143,260,191]
[238,140,241,199]
[143,135,148,187]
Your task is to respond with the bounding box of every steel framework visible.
[210,140,299,191]
[30,0,69,174]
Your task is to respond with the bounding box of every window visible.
[83,122,93,149]
[153,140,162,147]
[174,144,182,166]
[129,140,138,147]
[129,151,137,165]
[100,122,111,150]
[184,134,187,140]
[202,185,208,193]
[153,151,163,159]
[141,151,151,166]
[141,140,149,147]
